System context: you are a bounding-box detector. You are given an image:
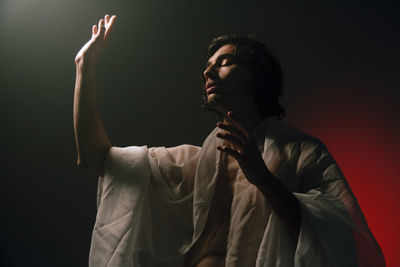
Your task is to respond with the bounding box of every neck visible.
[222,106,263,134]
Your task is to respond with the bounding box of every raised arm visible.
[73,15,117,176]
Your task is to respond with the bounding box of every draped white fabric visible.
[89,117,385,266]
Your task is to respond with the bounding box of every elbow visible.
[76,156,105,177]
[76,157,90,171]
[75,144,111,176]
[76,158,87,169]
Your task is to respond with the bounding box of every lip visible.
[206,80,217,89]
[206,86,218,95]
[205,80,219,95]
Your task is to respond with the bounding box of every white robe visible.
[89,117,385,266]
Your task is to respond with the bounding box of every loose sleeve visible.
[89,145,201,267]
[293,141,385,267]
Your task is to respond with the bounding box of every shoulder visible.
[264,119,335,174]
[148,144,201,165]
[261,117,326,154]
[276,121,331,167]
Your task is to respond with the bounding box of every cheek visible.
[221,68,248,87]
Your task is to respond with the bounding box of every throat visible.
[222,110,262,134]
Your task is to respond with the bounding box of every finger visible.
[217,122,247,142]
[105,14,110,24]
[216,132,244,148]
[92,25,97,37]
[105,15,117,39]
[97,19,105,38]
[227,111,250,137]
[217,145,242,161]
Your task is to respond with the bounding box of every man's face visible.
[203,44,254,115]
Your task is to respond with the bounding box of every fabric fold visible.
[89,117,385,267]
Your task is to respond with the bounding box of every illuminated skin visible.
[75,15,117,66]
[204,44,258,118]
[73,15,116,176]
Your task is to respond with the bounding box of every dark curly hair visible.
[202,34,285,119]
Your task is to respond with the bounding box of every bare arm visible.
[73,15,117,176]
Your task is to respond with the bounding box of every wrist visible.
[75,55,97,66]
[247,164,270,188]
[75,58,97,73]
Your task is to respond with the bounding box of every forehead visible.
[207,44,236,64]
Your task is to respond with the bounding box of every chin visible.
[206,95,227,114]
[207,94,221,107]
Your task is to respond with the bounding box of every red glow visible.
[287,91,400,266]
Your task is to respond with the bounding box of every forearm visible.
[73,62,111,176]
[253,166,300,240]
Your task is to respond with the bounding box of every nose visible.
[203,64,217,81]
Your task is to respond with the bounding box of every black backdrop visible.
[1,0,399,266]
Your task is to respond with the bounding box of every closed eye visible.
[205,53,237,69]
[221,58,233,66]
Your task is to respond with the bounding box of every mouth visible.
[206,86,218,95]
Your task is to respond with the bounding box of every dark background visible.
[1,0,399,266]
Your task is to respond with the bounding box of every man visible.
[74,15,385,266]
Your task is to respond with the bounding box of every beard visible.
[204,92,234,117]
[201,93,224,117]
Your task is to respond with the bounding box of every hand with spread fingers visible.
[216,111,268,185]
[75,14,117,67]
